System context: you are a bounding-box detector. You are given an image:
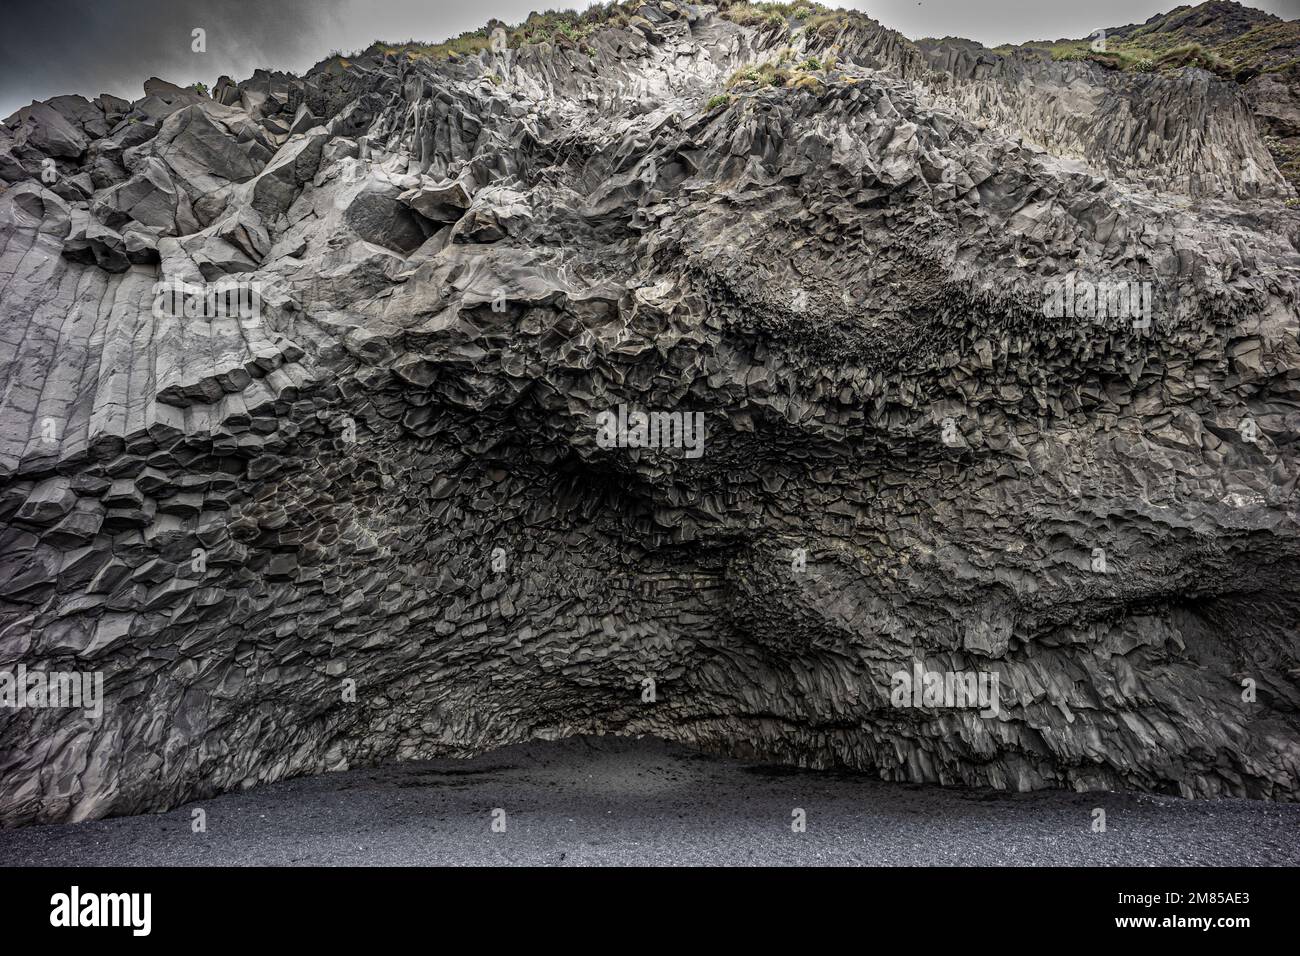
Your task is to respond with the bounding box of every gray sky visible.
[3,0,1298,119]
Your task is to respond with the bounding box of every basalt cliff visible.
[2,1,1299,825]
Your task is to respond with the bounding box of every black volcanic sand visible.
[2,736,1296,866]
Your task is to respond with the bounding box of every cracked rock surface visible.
[1,2,1299,825]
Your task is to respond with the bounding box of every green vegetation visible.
[726,49,835,93]
[995,5,1300,81]
[993,39,1164,72]
[1065,38,1269,80]
[789,72,823,91]
[509,7,620,45]
[367,33,491,61]
[719,2,839,29]
[706,93,732,110]
[322,1,877,72]
[727,63,789,88]
[1215,21,1300,74]
[334,2,645,67]
[988,3,1300,195]
[190,82,209,96]
[805,9,855,38]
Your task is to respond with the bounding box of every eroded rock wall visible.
[1,2,1299,825]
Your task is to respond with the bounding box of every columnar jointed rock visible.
[1,2,1299,825]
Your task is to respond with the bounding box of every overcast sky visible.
[3,0,1298,118]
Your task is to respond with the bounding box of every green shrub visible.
[366,2,641,60]
[723,2,829,28]
[807,12,846,36]
[1154,42,1232,77]
[727,66,762,87]
[1054,47,1088,62]
[722,4,772,27]
[726,61,790,88]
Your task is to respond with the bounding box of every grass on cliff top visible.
[333,1,643,66]
[718,2,882,40]
[1214,21,1300,72]
[328,2,879,71]
[997,35,1297,80]
[992,6,1300,81]
[719,2,827,27]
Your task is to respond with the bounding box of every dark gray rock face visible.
[1,2,1298,825]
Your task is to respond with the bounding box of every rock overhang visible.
[0,1,1298,825]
